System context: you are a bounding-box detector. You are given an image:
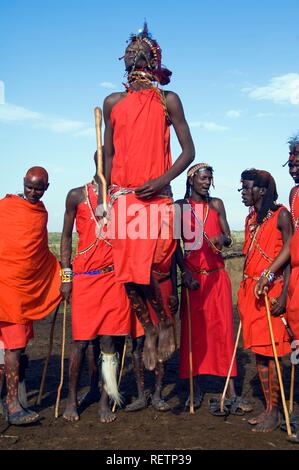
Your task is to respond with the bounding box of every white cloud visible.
[190,121,229,131]
[99,81,116,89]
[0,80,4,104]
[0,101,92,136]
[244,73,299,105]
[226,109,241,119]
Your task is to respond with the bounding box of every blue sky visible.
[1,0,299,230]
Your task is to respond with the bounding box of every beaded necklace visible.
[291,186,299,229]
[84,184,111,247]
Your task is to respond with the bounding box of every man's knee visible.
[132,336,145,354]
[73,340,89,353]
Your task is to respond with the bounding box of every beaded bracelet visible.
[60,268,73,283]
[260,269,275,284]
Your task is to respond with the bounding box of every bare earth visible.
[0,255,298,451]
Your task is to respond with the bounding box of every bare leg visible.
[185,375,203,410]
[140,275,175,363]
[99,335,117,423]
[78,339,100,406]
[248,354,269,425]
[252,357,280,432]
[125,337,148,412]
[151,361,171,411]
[125,283,158,371]
[18,353,28,409]
[5,348,39,424]
[0,363,5,415]
[63,340,88,422]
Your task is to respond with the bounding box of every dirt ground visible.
[1,256,299,451]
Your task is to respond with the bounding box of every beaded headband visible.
[187,163,213,178]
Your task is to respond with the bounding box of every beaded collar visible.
[291,186,299,229]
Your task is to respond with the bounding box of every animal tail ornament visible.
[101,352,122,406]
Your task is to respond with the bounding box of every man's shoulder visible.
[104,92,126,107]
[209,197,224,210]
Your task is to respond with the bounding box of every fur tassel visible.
[101,352,122,406]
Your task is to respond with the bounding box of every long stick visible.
[186,289,194,414]
[220,321,242,413]
[54,300,67,418]
[36,302,60,405]
[264,294,292,436]
[112,339,127,413]
[289,363,295,416]
[94,107,107,211]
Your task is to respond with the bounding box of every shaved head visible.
[24,166,49,184]
[23,166,49,204]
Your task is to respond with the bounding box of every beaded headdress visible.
[283,131,299,167]
[123,21,172,86]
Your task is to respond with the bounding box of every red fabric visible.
[287,187,299,339]
[111,88,172,188]
[71,184,130,340]
[179,200,237,378]
[238,207,291,357]
[0,195,61,324]
[131,260,174,339]
[0,321,33,350]
[109,88,175,285]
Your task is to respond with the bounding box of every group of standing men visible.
[0,23,299,444]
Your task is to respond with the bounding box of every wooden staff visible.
[186,289,194,414]
[264,294,292,436]
[220,321,242,413]
[112,339,127,413]
[289,363,295,416]
[94,107,107,211]
[54,300,67,418]
[36,302,60,405]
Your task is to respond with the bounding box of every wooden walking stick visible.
[54,300,67,418]
[186,289,194,414]
[289,363,295,416]
[264,293,292,436]
[36,302,60,405]
[94,107,107,212]
[112,339,127,413]
[220,321,242,413]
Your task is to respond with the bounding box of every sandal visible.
[229,396,253,414]
[208,397,230,417]
[7,407,40,426]
[151,396,171,412]
[184,392,204,411]
[281,414,299,434]
[125,395,149,412]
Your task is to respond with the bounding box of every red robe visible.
[0,195,61,324]
[238,207,290,357]
[109,88,175,285]
[72,184,130,340]
[287,187,299,340]
[179,200,237,379]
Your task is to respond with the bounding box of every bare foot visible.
[251,410,280,432]
[63,400,79,422]
[248,410,267,425]
[99,405,116,423]
[143,327,158,371]
[157,318,176,363]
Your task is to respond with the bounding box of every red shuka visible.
[71,184,130,340]
[179,200,237,379]
[109,88,175,285]
[287,187,299,340]
[238,207,290,357]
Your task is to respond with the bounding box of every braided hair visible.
[241,168,279,224]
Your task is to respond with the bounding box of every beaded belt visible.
[192,267,224,275]
[73,265,114,276]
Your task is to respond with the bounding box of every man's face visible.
[23,176,48,204]
[124,39,151,72]
[240,179,264,207]
[192,170,212,197]
[288,144,299,184]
